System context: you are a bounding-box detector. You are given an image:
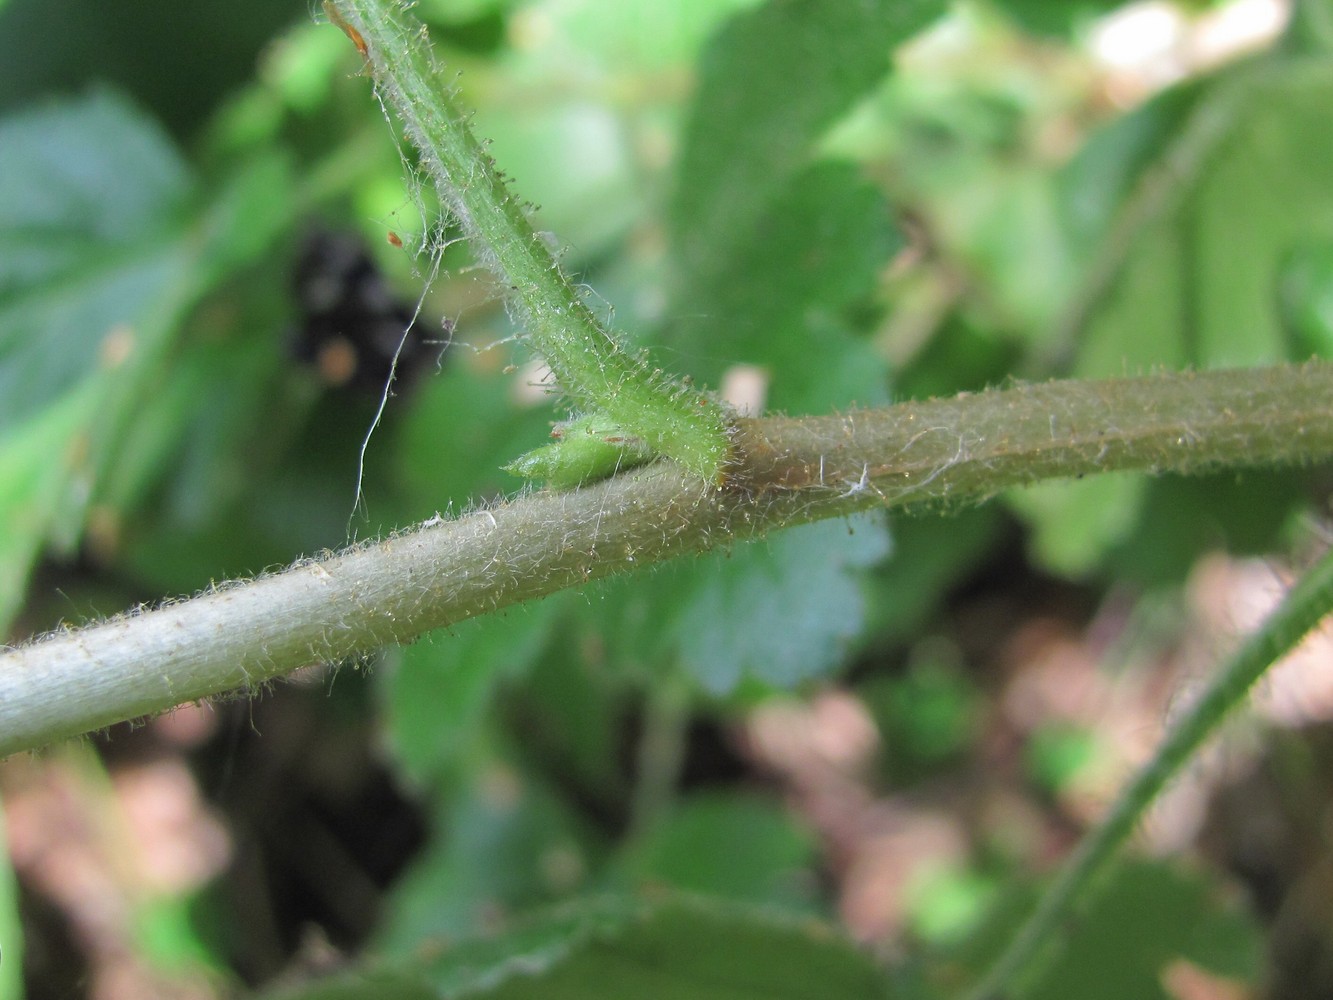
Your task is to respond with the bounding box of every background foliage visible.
[1,0,1331,997]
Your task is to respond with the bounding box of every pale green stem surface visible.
[325,0,731,481]
[1,362,1330,758]
[964,539,1333,1000]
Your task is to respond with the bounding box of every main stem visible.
[327,0,731,481]
[2,362,1330,757]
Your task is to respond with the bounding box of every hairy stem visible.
[964,540,1333,1000]
[325,0,731,480]
[2,362,1330,758]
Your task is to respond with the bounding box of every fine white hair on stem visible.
[3,363,1329,757]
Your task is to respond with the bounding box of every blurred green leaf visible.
[376,762,598,954]
[397,361,554,508]
[459,0,760,261]
[543,0,762,73]
[1277,239,1333,358]
[1027,862,1262,1000]
[1282,0,1333,55]
[0,88,192,428]
[905,864,1000,947]
[508,620,632,810]
[590,515,892,694]
[669,0,941,297]
[615,794,816,909]
[862,657,983,784]
[420,0,512,30]
[478,102,639,261]
[671,161,900,413]
[1024,723,1099,794]
[0,90,307,611]
[0,383,103,626]
[954,861,1262,1000]
[663,0,940,418]
[990,0,1123,38]
[1103,472,1309,586]
[1005,474,1147,580]
[134,893,224,977]
[270,974,438,1000]
[194,152,298,281]
[1008,455,1311,584]
[862,507,1006,644]
[0,90,203,625]
[294,893,893,1000]
[1056,83,1204,270]
[384,600,565,790]
[1074,60,1333,375]
[470,896,892,1000]
[381,895,639,1000]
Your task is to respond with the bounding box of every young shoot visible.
[325,0,734,485]
[506,414,660,489]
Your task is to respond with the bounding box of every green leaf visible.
[660,2,945,420]
[669,0,942,296]
[992,0,1124,38]
[375,766,599,954]
[0,88,193,428]
[511,622,633,806]
[1024,723,1100,794]
[591,515,892,693]
[1056,83,1204,265]
[538,0,762,73]
[267,972,438,1000]
[1103,472,1310,586]
[1277,239,1333,358]
[1005,474,1148,580]
[281,894,893,1000]
[397,361,557,508]
[0,90,202,626]
[0,383,105,627]
[1283,0,1333,55]
[1074,59,1333,375]
[471,897,892,1000]
[383,600,565,789]
[955,861,1262,1000]
[614,794,816,909]
[861,658,984,784]
[673,518,891,691]
[0,90,304,624]
[1029,862,1260,999]
[672,161,901,413]
[904,865,1001,947]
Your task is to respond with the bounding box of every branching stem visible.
[325,0,731,481]
[2,362,1330,757]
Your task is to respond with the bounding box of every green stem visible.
[963,542,1333,1000]
[1,363,1330,757]
[629,672,692,839]
[325,0,731,481]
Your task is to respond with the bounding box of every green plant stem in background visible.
[1,362,1330,758]
[628,673,693,838]
[324,0,732,482]
[964,540,1333,1000]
